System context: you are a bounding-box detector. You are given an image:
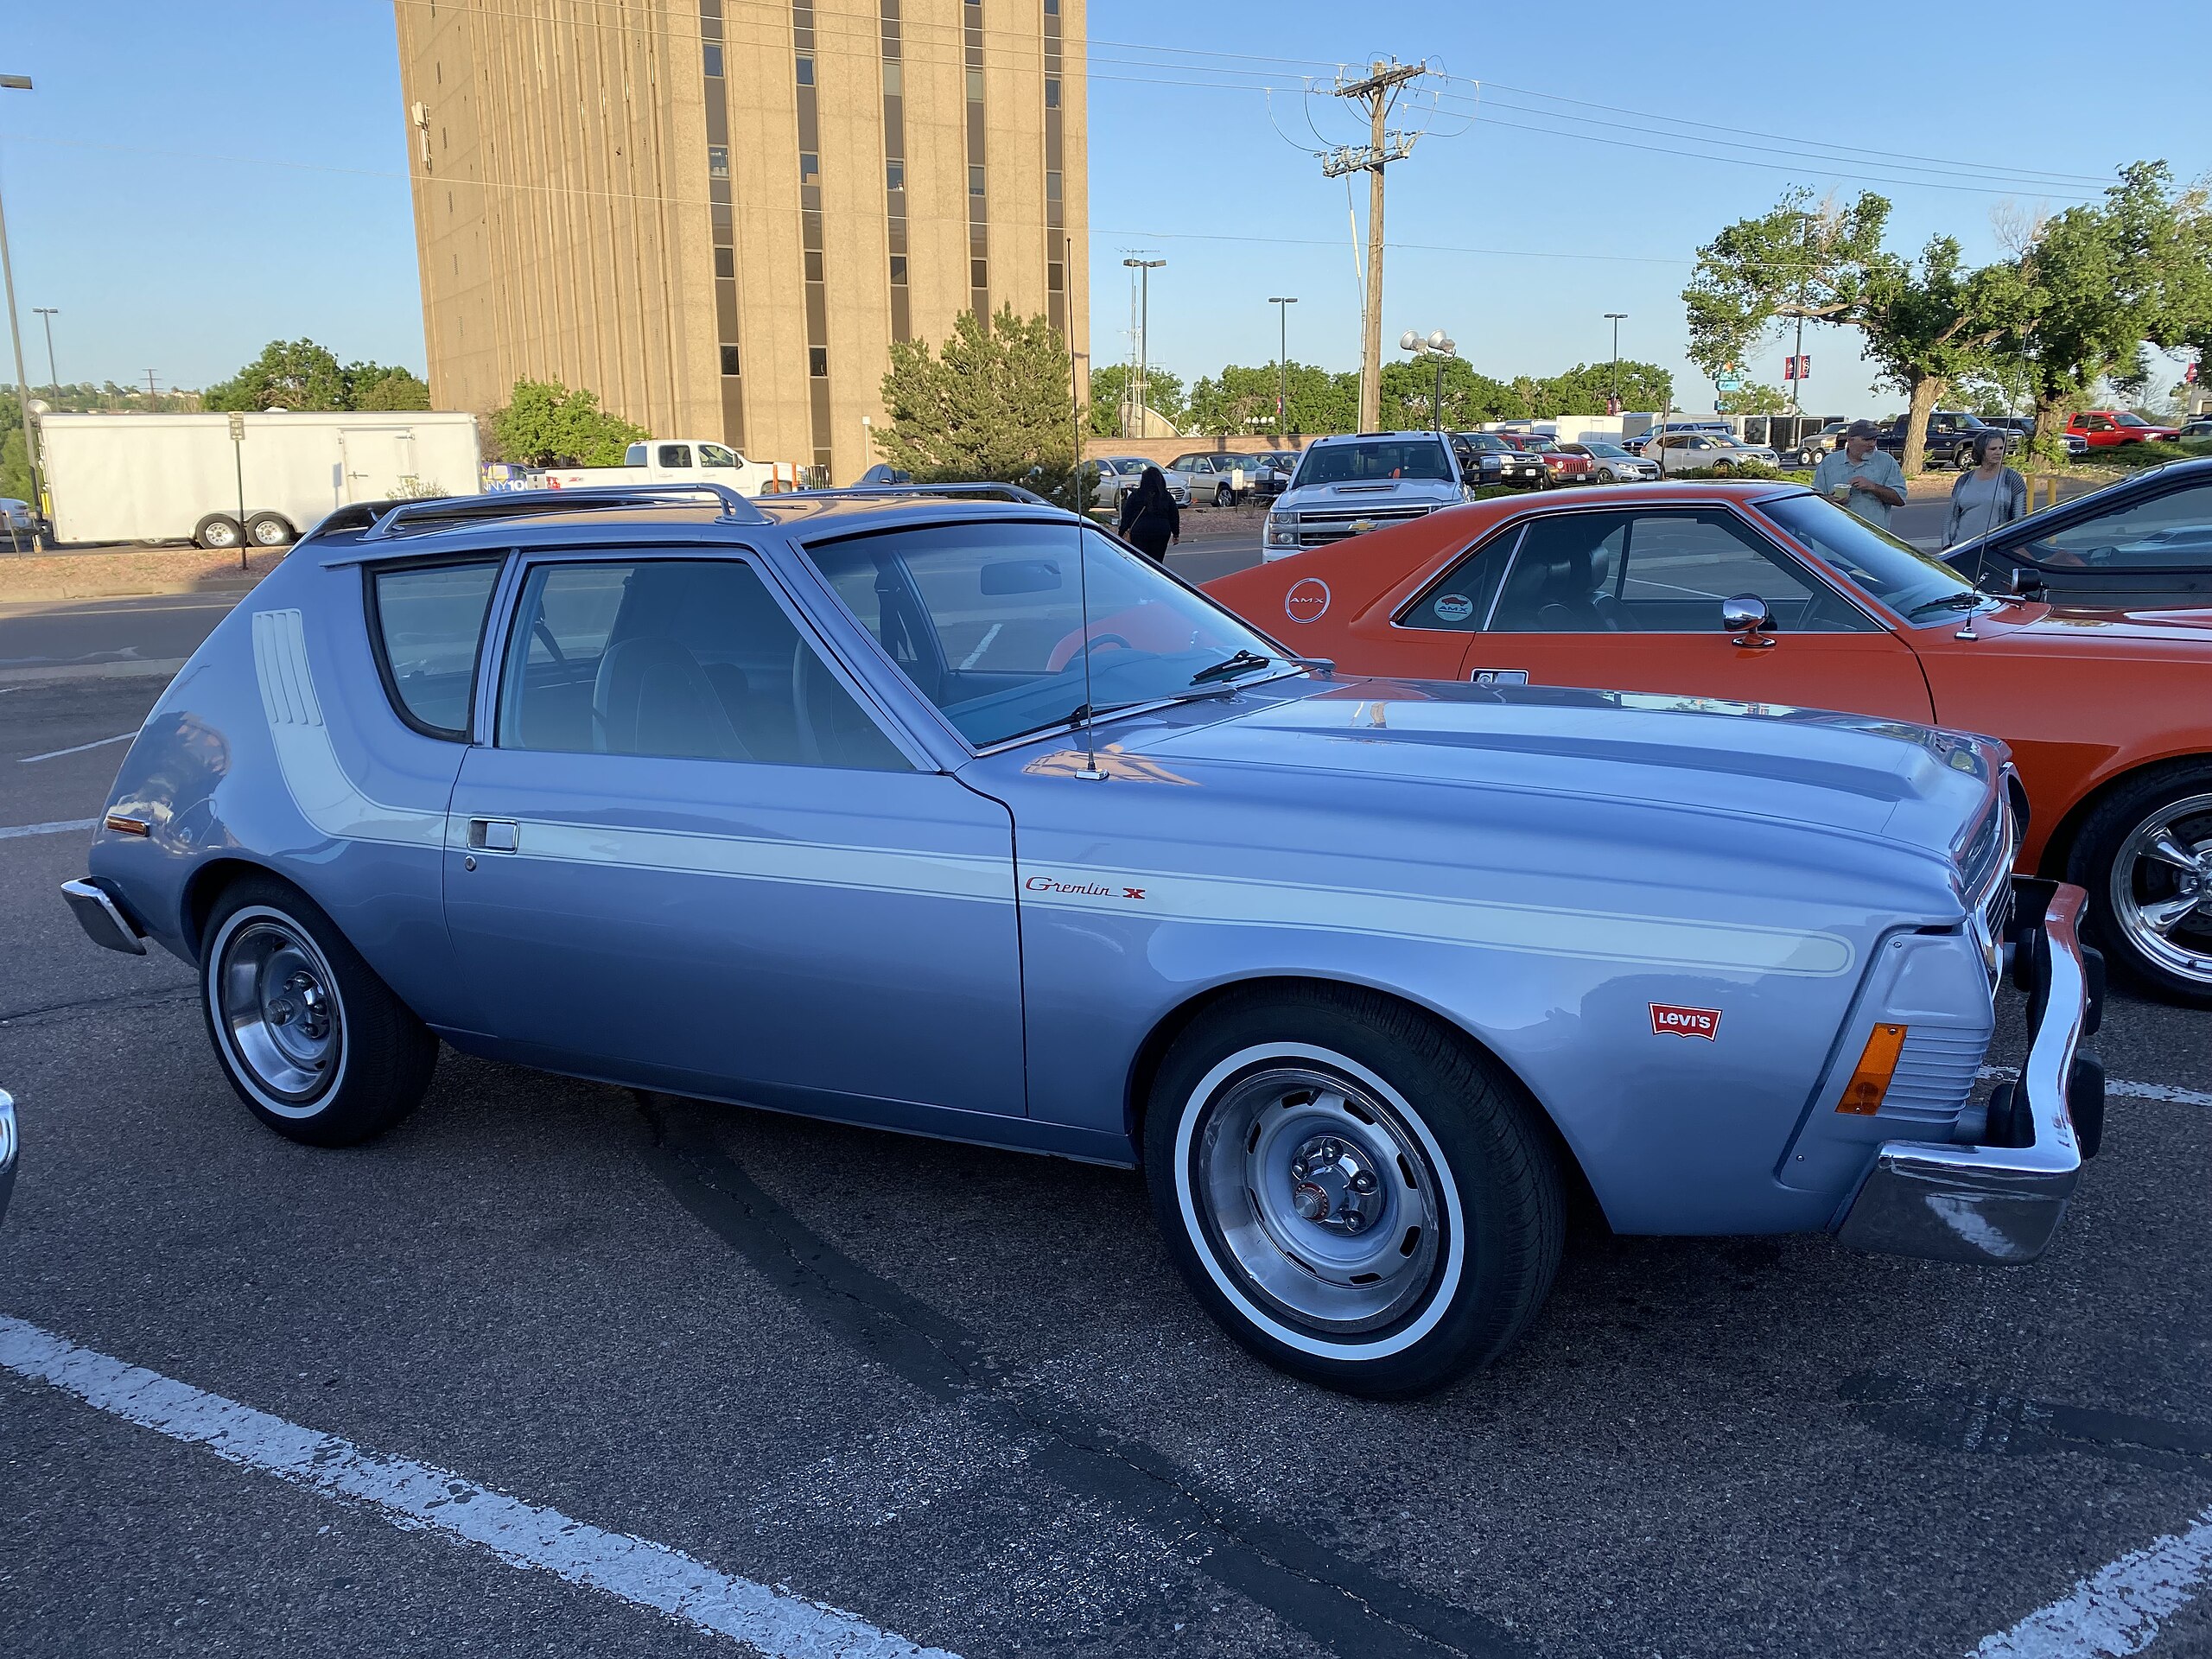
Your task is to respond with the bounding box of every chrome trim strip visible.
[1837,880,2088,1265]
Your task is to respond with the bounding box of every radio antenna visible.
[1073,484,1104,781]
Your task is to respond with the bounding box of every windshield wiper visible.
[1906,592,1987,620]
[1187,649,1274,686]
[996,702,1136,744]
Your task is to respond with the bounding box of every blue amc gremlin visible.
[63,483,2102,1396]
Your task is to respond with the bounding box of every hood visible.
[1135,677,1999,875]
[1281,477,1461,505]
[1967,601,2212,654]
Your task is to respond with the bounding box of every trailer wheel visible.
[245,513,296,548]
[194,514,244,550]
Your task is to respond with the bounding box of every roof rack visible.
[361,482,769,539]
[773,482,1057,507]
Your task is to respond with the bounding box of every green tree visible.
[488,378,648,466]
[1378,357,1520,430]
[346,363,432,410]
[1532,360,1675,414]
[0,423,30,505]
[1185,360,1357,438]
[878,306,1079,505]
[1086,362,1186,435]
[1717,381,1791,415]
[204,339,351,411]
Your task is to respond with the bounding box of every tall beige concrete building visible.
[395,0,1088,481]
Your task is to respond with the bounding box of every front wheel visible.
[201,876,439,1144]
[1598,467,1618,483]
[1214,484,1233,507]
[1143,985,1562,1397]
[2070,766,2212,1006]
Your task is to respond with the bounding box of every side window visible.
[1400,526,1520,632]
[656,443,693,468]
[368,560,502,739]
[2027,482,2212,569]
[696,443,739,469]
[498,559,907,770]
[624,443,647,466]
[1489,511,1871,634]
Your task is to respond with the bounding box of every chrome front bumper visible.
[1837,880,2103,1266]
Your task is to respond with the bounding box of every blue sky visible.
[2,2,2206,416]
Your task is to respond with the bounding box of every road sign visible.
[1714,372,1744,393]
[227,411,246,441]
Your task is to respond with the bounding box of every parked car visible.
[1623,422,1733,457]
[1789,421,1854,467]
[1171,452,1269,507]
[0,1089,14,1230]
[2069,410,2181,448]
[1209,478,2212,1004]
[1872,410,2000,471]
[1505,435,1598,487]
[1649,433,1781,474]
[0,497,48,545]
[1560,440,1659,483]
[61,480,2097,1395]
[2178,416,2212,441]
[849,464,913,487]
[1087,456,1192,511]
[1452,431,1550,491]
[1972,416,2091,462]
[1944,455,2212,609]
[1265,431,1475,560]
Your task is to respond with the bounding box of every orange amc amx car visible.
[1206,480,2212,1003]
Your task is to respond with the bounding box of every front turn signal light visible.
[1837,1023,1908,1116]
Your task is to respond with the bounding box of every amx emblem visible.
[1649,1003,1720,1039]
[1285,577,1331,624]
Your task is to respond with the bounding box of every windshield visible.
[1758,492,1982,624]
[1581,442,1629,458]
[1294,439,1452,486]
[1458,433,1512,453]
[803,520,1293,748]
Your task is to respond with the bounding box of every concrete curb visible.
[0,658,189,686]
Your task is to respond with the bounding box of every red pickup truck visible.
[2069,410,2180,447]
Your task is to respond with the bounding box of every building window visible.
[890,255,908,283]
[966,68,984,101]
[1048,261,1064,291]
[1045,77,1059,109]
[800,151,820,183]
[804,249,824,282]
[708,145,729,180]
[715,245,734,278]
[721,344,741,376]
[971,259,988,289]
[1046,169,1062,202]
[881,60,901,97]
[703,41,723,77]
[880,0,912,344]
[969,165,985,197]
[796,54,814,86]
[886,159,904,192]
[810,347,829,378]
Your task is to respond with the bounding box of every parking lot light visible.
[0,73,42,550]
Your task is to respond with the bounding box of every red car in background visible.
[1505,434,1598,487]
[2069,410,2180,447]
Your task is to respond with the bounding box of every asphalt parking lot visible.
[3,565,2210,1658]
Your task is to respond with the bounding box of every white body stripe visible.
[1020,866,1856,976]
[252,608,446,848]
[0,1316,958,1659]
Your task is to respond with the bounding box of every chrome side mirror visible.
[1721,594,1777,647]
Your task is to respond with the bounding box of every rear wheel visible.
[200,876,438,1144]
[2069,763,2212,1006]
[1143,985,1563,1397]
[194,514,243,550]
[1214,484,1234,507]
[245,512,296,547]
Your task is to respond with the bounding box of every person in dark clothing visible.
[1116,466,1180,561]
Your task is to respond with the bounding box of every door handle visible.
[467,818,519,853]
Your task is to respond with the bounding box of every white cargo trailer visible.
[38,410,483,549]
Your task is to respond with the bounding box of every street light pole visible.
[1122,257,1164,436]
[1268,296,1297,443]
[0,73,45,549]
[32,306,57,400]
[1399,328,1456,434]
[1604,313,1627,412]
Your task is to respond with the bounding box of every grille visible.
[1879,1027,1989,1130]
[1291,503,1438,547]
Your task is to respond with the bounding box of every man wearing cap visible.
[1811,420,1908,531]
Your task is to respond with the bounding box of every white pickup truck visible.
[541,437,799,496]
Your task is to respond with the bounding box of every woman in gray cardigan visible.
[1944,429,2028,545]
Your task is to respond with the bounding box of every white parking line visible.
[16,731,134,764]
[1979,1065,2212,1110]
[0,1316,959,1659]
[1973,1503,2212,1656]
[0,817,98,840]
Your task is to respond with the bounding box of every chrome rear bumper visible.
[1837,880,2101,1266]
[62,877,148,956]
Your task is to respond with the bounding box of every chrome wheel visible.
[248,515,291,547]
[1185,1054,1449,1340]
[212,910,346,1112]
[2109,793,2212,985]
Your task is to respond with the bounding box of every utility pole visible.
[0,73,45,548]
[1122,256,1163,437]
[1320,59,1426,434]
[32,307,58,399]
[1605,314,1627,413]
[144,370,160,404]
[1268,296,1297,442]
